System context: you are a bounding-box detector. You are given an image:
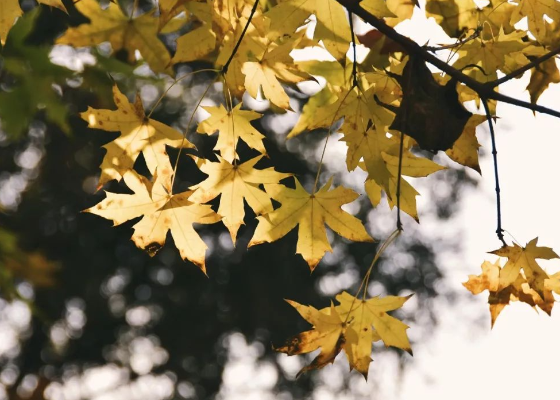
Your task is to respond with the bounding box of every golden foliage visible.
[5,0,560,380]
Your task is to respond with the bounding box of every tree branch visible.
[335,0,560,119]
[489,44,560,88]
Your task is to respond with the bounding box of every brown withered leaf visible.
[384,56,472,152]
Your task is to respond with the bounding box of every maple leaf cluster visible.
[2,0,560,379]
[464,238,560,326]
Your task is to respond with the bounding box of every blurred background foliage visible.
[0,1,476,399]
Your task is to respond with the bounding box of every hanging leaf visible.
[384,56,472,152]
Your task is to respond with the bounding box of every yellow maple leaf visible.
[56,0,171,74]
[158,0,189,31]
[364,176,421,220]
[360,0,396,19]
[308,86,393,136]
[454,29,542,83]
[276,301,345,377]
[287,87,339,138]
[490,237,559,300]
[0,0,22,44]
[464,259,556,327]
[336,291,412,377]
[276,291,411,378]
[445,114,487,173]
[215,23,266,98]
[527,58,560,104]
[426,0,515,39]
[266,0,352,61]
[81,84,191,189]
[545,271,560,294]
[0,0,68,44]
[241,33,311,110]
[189,155,291,243]
[510,0,560,41]
[172,1,217,63]
[85,171,220,272]
[197,103,266,162]
[354,135,445,221]
[248,177,373,270]
[464,260,509,326]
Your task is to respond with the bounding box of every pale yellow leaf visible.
[197,103,265,162]
[81,84,191,188]
[446,114,487,173]
[249,178,373,270]
[0,0,21,44]
[189,155,291,243]
[56,0,172,73]
[85,171,220,272]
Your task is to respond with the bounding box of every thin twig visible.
[424,27,481,52]
[221,0,260,74]
[396,131,404,231]
[482,98,507,247]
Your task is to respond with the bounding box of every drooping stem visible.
[482,98,507,247]
[221,0,260,75]
[359,229,401,301]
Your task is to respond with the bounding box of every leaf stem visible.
[482,98,507,247]
[339,228,401,325]
[360,229,401,300]
[146,69,219,119]
[312,89,353,194]
[170,77,218,190]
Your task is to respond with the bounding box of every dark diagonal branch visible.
[490,44,560,88]
[335,0,560,119]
